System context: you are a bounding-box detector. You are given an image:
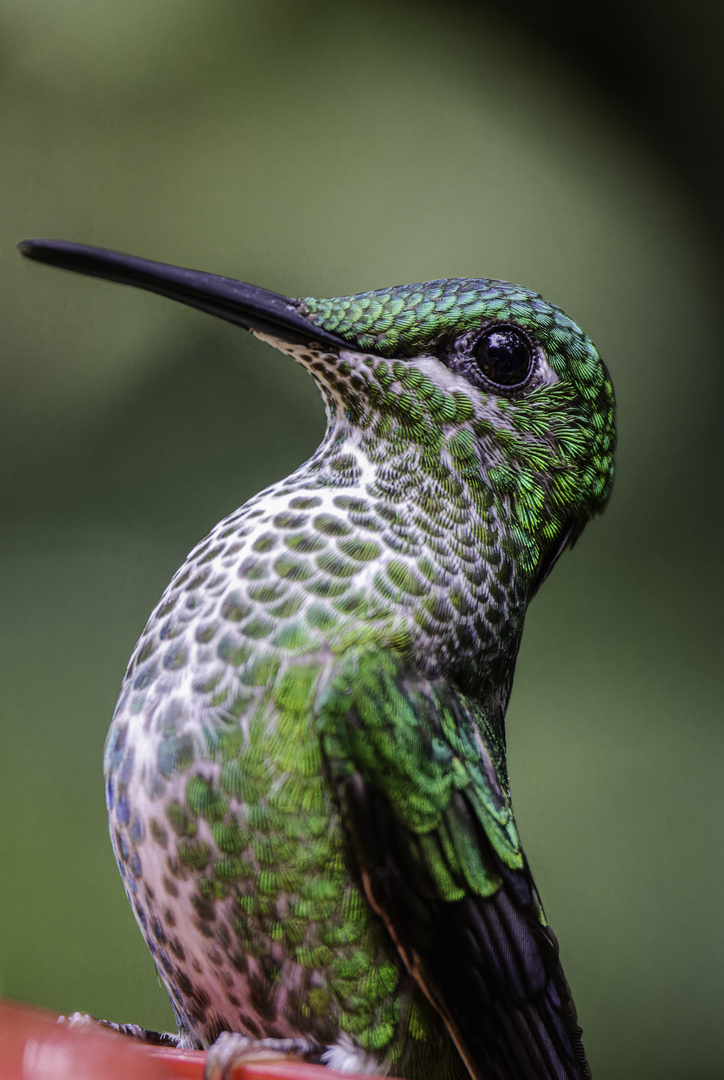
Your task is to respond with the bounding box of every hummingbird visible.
[19,239,615,1080]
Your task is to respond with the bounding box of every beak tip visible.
[18,239,57,263]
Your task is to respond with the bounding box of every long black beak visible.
[18,239,349,351]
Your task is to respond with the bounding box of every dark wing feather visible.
[317,647,590,1080]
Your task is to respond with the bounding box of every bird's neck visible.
[278,412,532,706]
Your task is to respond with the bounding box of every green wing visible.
[317,646,590,1080]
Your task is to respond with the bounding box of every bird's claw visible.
[57,1012,181,1047]
[204,1032,324,1080]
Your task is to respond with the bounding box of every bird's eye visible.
[472,326,533,388]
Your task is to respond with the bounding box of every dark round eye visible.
[472,326,533,387]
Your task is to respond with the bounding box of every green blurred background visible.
[1,1,723,1076]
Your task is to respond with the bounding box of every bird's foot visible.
[204,1032,325,1080]
[58,1012,182,1047]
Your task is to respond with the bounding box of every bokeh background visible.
[1,2,723,1077]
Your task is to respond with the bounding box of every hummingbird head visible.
[19,242,614,594]
[298,279,615,590]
